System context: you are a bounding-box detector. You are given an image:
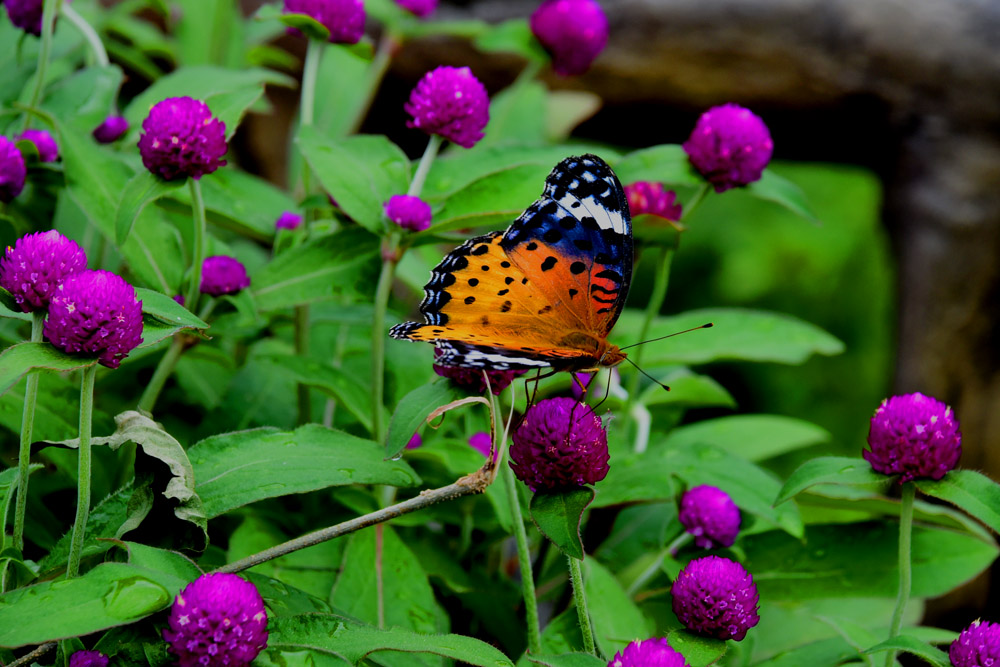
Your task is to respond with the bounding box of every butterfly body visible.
[390,154,632,373]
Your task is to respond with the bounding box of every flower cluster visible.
[678,485,741,549]
[18,129,59,162]
[950,620,1000,667]
[530,0,608,76]
[0,230,88,312]
[384,194,432,232]
[163,573,269,667]
[275,211,303,230]
[44,270,144,369]
[625,182,682,222]
[395,0,436,17]
[864,392,962,482]
[93,116,129,144]
[671,556,759,641]
[69,651,109,667]
[509,397,610,491]
[405,66,490,149]
[3,0,50,36]
[609,638,689,667]
[200,256,251,296]
[683,104,773,192]
[469,431,492,458]
[138,97,228,181]
[283,0,365,44]
[0,136,27,203]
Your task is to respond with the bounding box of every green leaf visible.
[331,525,448,636]
[477,80,547,148]
[666,630,728,667]
[665,414,831,462]
[612,308,844,366]
[117,541,202,584]
[297,128,411,233]
[41,65,124,133]
[614,145,704,188]
[115,170,186,244]
[530,487,595,560]
[863,634,950,666]
[473,18,547,63]
[268,614,514,666]
[386,380,464,460]
[426,163,551,235]
[40,411,208,552]
[527,654,605,667]
[124,66,294,140]
[278,12,332,41]
[776,456,888,505]
[189,424,420,518]
[0,342,98,397]
[583,559,652,658]
[641,368,736,409]
[37,484,134,574]
[0,288,26,320]
[252,228,379,311]
[0,560,187,647]
[747,170,820,223]
[916,470,1000,534]
[258,354,375,431]
[742,521,998,599]
[135,288,209,331]
[595,443,803,537]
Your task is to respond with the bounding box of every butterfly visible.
[390,154,632,373]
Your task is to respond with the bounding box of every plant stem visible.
[184,178,207,312]
[502,464,542,655]
[25,0,59,128]
[12,312,45,551]
[568,555,597,656]
[60,4,108,66]
[407,134,442,197]
[299,38,322,198]
[136,336,185,414]
[884,482,915,667]
[66,365,98,579]
[371,234,398,444]
[346,32,396,135]
[295,305,311,424]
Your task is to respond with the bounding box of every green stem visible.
[407,134,442,198]
[370,236,398,443]
[66,365,98,579]
[12,312,46,551]
[295,305,312,424]
[25,0,59,128]
[884,482,915,667]
[60,4,108,66]
[502,465,541,655]
[136,335,185,413]
[568,555,597,656]
[346,32,396,135]
[184,178,207,312]
[624,532,690,597]
[299,39,322,199]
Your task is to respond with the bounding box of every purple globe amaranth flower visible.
[44,270,143,369]
[405,66,490,149]
[92,115,129,144]
[200,255,251,297]
[0,230,88,312]
[609,638,690,667]
[625,182,682,222]
[3,0,55,36]
[395,0,436,17]
[283,0,364,44]
[0,136,27,203]
[17,128,59,162]
[683,103,773,193]
[679,485,741,549]
[406,433,422,450]
[384,194,432,232]
[671,555,760,641]
[69,651,109,667]
[863,392,962,482]
[530,0,608,76]
[950,620,1000,667]
[433,349,526,395]
[163,573,268,667]
[469,431,492,457]
[275,210,303,230]
[138,97,227,181]
[509,396,609,492]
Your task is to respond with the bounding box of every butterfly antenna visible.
[618,322,714,351]
[623,356,670,392]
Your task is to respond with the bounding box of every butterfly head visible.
[595,341,626,371]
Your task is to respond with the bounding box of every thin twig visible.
[7,642,56,667]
